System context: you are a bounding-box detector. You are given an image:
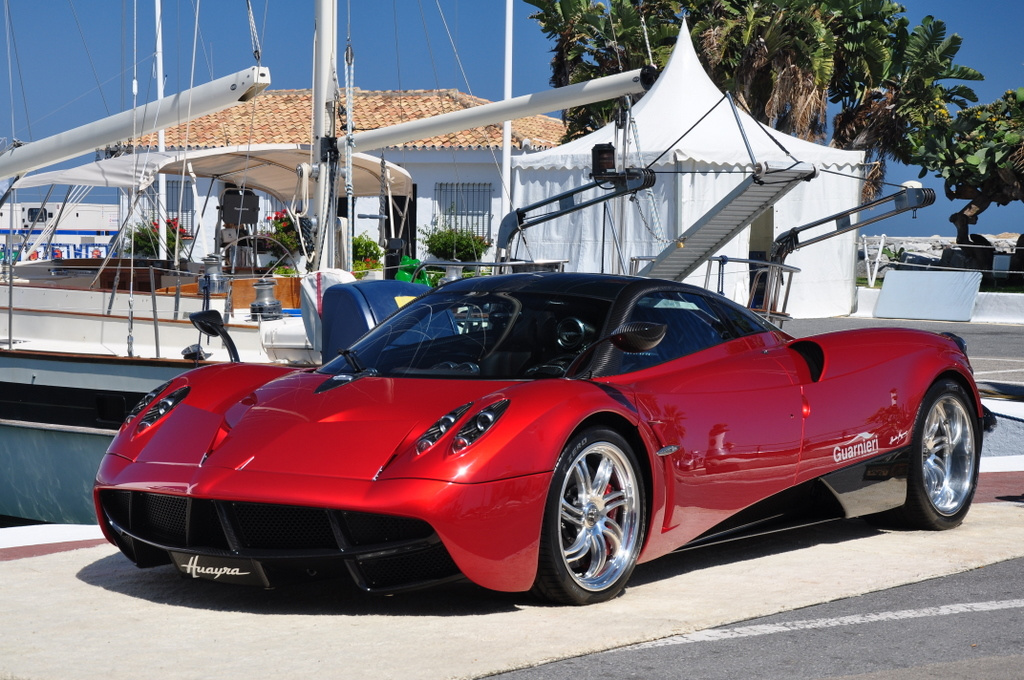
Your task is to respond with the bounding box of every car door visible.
[620,291,806,542]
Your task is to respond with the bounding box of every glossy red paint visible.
[797,329,978,484]
[94,274,984,599]
[96,364,651,591]
[629,331,805,556]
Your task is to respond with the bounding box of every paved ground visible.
[1,500,1022,680]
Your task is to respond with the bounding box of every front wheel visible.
[887,379,981,530]
[532,428,646,605]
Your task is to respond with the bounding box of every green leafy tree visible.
[831,13,982,196]
[530,0,984,205]
[525,0,683,140]
[910,88,1024,245]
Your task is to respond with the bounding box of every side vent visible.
[789,340,825,382]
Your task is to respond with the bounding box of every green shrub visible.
[352,234,383,262]
[127,219,189,258]
[422,227,490,262]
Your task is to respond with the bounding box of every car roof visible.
[433,272,694,301]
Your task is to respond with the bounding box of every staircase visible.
[637,160,817,281]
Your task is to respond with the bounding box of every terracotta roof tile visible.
[133,88,565,150]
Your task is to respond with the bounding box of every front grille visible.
[98,490,461,591]
[343,511,434,545]
[104,490,132,527]
[138,493,188,544]
[358,541,459,590]
[233,502,336,550]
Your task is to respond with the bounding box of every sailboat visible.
[0,0,654,524]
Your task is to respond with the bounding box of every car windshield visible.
[318,290,612,379]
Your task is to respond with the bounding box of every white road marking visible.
[628,599,1024,649]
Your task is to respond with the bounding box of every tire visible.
[532,427,646,605]
[886,379,981,530]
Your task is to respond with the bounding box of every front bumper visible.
[95,454,551,593]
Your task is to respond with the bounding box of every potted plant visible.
[126,218,191,258]
[422,226,490,263]
[351,234,383,279]
[265,210,301,256]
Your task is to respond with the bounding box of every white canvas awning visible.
[13,144,413,201]
[510,20,867,318]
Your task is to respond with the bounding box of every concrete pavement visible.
[1,500,1022,680]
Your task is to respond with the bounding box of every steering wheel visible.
[430,361,480,374]
[524,354,576,378]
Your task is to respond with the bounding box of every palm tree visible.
[526,0,683,140]
[832,14,982,196]
[524,0,597,91]
[686,0,835,142]
[529,0,982,200]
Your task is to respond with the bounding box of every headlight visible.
[415,403,472,453]
[452,400,509,453]
[137,386,191,430]
[124,380,173,426]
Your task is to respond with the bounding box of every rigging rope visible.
[67,0,112,116]
[637,1,655,65]
[244,0,262,62]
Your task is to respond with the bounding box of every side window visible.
[711,297,776,336]
[619,291,731,372]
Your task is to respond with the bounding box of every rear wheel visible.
[533,428,646,605]
[887,379,980,530]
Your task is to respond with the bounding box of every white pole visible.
[500,0,513,223]
[351,68,649,153]
[312,0,339,271]
[155,0,168,260]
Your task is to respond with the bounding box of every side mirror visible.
[189,309,240,363]
[565,321,667,378]
[607,321,667,353]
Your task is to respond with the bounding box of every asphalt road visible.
[486,555,1024,680]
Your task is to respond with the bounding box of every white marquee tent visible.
[510,24,867,318]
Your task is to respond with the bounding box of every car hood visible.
[176,372,515,482]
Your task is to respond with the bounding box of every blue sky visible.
[2,0,1022,237]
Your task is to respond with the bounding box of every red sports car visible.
[94,273,988,605]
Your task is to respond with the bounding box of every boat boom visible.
[0,66,271,180]
[351,66,657,152]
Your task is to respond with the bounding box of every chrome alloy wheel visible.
[557,441,642,592]
[921,394,976,516]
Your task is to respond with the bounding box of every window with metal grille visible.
[165,180,195,235]
[431,183,493,239]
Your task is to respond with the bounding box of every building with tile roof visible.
[137,88,565,151]
[130,87,565,263]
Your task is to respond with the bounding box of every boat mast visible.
[500,0,513,221]
[154,0,168,261]
[348,68,653,153]
[311,0,340,271]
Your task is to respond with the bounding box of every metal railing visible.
[409,259,566,285]
[631,254,801,326]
